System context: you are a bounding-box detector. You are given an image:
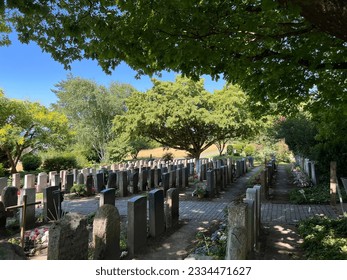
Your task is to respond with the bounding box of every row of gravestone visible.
[295,156,318,186]
[0,157,249,196]
[0,157,250,231]
[47,188,179,259]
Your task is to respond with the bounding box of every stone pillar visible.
[243,198,255,253]
[48,213,89,260]
[127,195,147,257]
[246,188,258,245]
[225,201,248,260]
[149,189,165,238]
[93,204,120,260]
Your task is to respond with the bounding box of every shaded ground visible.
[255,163,304,260]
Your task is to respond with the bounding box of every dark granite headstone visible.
[99,188,116,207]
[149,189,165,238]
[95,173,105,193]
[43,186,60,222]
[118,171,128,197]
[107,172,117,189]
[1,186,18,208]
[127,195,147,257]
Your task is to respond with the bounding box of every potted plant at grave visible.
[195,184,207,199]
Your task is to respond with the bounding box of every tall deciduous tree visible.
[52,76,136,163]
[3,0,346,112]
[0,93,70,173]
[114,76,256,159]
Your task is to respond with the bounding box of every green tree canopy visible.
[114,76,257,159]
[272,113,318,158]
[52,76,136,163]
[3,0,346,113]
[0,93,70,173]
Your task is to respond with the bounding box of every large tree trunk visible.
[5,150,17,173]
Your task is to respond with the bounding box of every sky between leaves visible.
[0,32,226,107]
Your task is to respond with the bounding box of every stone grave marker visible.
[65,174,74,193]
[95,172,105,193]
[161,173,170,196]
[77,173,84,185]
[118,171,128,197]
[149,189,165,238]
[19,188,36,229]
[1,186,18,208]
[176,168,183,189]
[24,174,35,189]
[43,186,61,222]
[86,175,94,196]
[99,188,116,207]
[107,172,117,189]
[37,172,48,193]
[148,169,155,189]
[93,204,120,260]
[165,188,179,229]
[139,169,148,191]
[48,212,89,260]
[12,173,21,188]
[51,174,61,188]
[127,195,147,257]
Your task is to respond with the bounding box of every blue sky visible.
[0,32,226,107]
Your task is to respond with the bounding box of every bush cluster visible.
[298,216,347,259]
[42,156,78,171]
[21,154,42,171]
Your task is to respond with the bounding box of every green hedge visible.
[42,156,78,171]
[21,154,42,171]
